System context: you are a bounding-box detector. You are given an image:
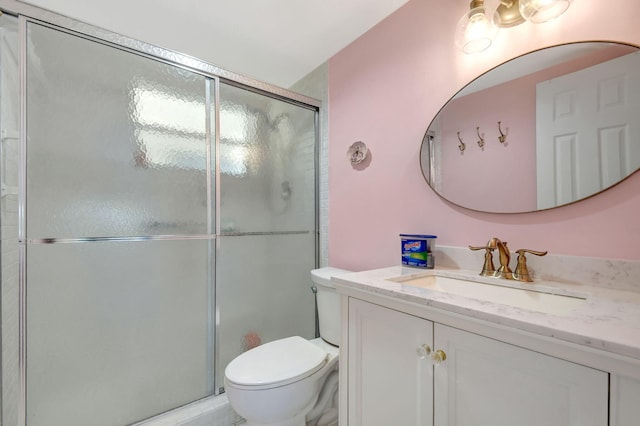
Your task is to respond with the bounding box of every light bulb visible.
[519,0,572,23]
[455,5,499,54]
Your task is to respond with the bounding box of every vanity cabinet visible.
[347,298,609,426]
[610,375,640,426]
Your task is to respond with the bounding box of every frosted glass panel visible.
[26,23,209,239]
[26,239,212,426]
[219,83,316,233]
[0,13,20,426]
[215,233,316,390]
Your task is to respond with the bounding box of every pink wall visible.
[328,0,640,270]
[439,74,538,212]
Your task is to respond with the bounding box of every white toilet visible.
[224,267,350,426]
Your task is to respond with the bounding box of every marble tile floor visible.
[134,394,243,426]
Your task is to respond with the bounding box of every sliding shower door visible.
[25,23,214,425]
[216,84,317,392]
[21,16,318,426]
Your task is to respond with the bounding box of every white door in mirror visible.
[536,51,640,209]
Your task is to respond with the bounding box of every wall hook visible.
[498,121,508,144]
[476,126,485,148]
[457,132,466,152]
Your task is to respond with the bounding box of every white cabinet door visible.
[611,375,640,426]
[348,298,433,426]
[433,324,608,426]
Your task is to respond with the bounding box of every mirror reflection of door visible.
[536,52,640,209]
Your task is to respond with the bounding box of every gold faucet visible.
[470,238,547,282]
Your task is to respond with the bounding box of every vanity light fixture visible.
[517,0,572,24]
[494,0,525,27]
[455,0,499,54]
[458,0,572,53]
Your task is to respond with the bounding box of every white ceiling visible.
[18,0,411,88]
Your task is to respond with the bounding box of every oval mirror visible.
[420,41,640,213]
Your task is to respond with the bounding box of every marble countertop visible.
[332,266,640,360]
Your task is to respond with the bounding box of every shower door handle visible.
[0,129,18,198]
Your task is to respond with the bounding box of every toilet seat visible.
[225,336,328,390]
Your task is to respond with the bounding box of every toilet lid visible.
[225,336,327,388]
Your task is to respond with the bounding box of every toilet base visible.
[241,396,315,426]
[242,412,305,426]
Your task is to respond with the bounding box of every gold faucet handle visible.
[513,249,548,282]
[469,245,496,277]
[517,249,548,257]
[468,245,493,251]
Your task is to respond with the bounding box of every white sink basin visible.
[389,273,586,316]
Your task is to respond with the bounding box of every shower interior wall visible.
[0,14,318,426]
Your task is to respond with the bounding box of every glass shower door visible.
[25,23,214,425]
[22,16,319,425]
[215,83,317,391]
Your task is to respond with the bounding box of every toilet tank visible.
[311,267,351,346]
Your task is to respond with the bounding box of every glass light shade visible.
[519,0,572,23]
[455,6,499,54]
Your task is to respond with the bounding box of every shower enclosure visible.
[0,8,319,426]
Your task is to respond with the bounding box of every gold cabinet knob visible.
[416,344,432,359]
[431,349,447,366]
[417,345,446,366]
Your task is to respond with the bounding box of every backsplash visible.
[437,245,640,293]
